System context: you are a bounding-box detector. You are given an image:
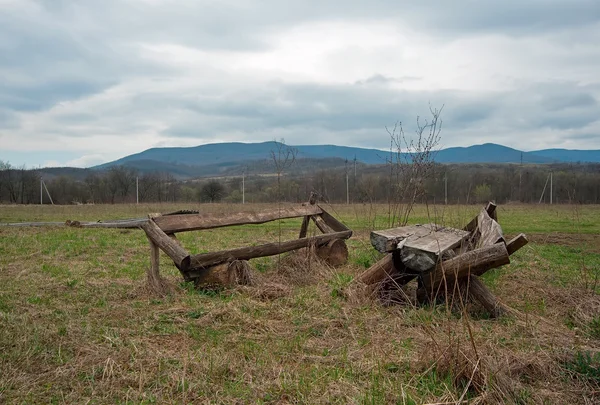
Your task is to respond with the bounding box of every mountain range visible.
[88,142,600,178]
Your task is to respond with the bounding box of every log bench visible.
[141,195,352,293]
[360,202,528,317]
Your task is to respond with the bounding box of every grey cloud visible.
[1,0,600,164]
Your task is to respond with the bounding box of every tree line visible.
[1,160,599,205]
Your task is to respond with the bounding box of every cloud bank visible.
[1,0,599,167]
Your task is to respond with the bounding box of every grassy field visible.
[0,203,599,404]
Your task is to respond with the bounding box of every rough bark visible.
[506,233,528,255]
[191,260,254,289]
[422,242,510,292]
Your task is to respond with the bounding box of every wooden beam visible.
[506,233,528,255]
[299,192,318,238]
[154,205,323,233]
[311,215,335,234]
[357,254,394,285]
[464,276,511,318]
[318,207,350,232]
[189,230,352,268]
[422,242,510,291]
[141,219,191,271]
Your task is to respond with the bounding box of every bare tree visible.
[386,104,443,226]
[270,139,298,203]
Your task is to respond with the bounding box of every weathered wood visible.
[311,215,335,234]
[191,260,254,288]
[189,230,352,268]
[299,192,318,238]
[318,207,350,232]
[146,236,171,295]
[506,233,528,255]
[358,254,394,285]
[475,209,505,248]
[315,239,348,266]
[464,276,511,318]
[370,224,470,273]
[155,205,323,234]
[464,201,497,232]
[422,242,510,292]
[141,219,191,271]
[370,224,438,253]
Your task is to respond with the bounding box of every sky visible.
[1,0,599,168]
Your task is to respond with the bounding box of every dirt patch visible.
[525,233,600,254]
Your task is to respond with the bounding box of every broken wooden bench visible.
[141,202,352,293]
[359,202,528,317]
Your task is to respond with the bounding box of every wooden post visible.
[146,236,171,295]
[299,192,317,238]
[142,219,191,271]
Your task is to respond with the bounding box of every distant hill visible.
[86,141,600,178]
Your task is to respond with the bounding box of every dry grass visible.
[0,203,599,404]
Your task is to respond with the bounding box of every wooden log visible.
[141,219,191,271]
[189,230,352,268]
[422,242,510,291]
[146,236,172,295]
[311,215,335,234]
[318,207,350,232]
[464,276,511,318]
[154,205,322,233]
[191,260,254,288]
[357,254,394,285]
[506,233,528,255]
[299,192,317,238]
[316,239,348,266]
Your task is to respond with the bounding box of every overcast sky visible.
[1,0,599,168]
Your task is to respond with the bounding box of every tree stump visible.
[193,260,254,289]
[316,239,349,266]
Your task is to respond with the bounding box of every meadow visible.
[0,203,599,404]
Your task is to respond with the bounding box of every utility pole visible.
[345,159,349,205]
[136,176,139,204]
[242,168,246,204]
[519,152,523,202]
[444,173,448,205]
[42,178,54,205]
[550,171,553,204]
[539,173,550,204]
[40,177,43,205]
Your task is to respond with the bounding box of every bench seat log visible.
[155,205,323,234]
